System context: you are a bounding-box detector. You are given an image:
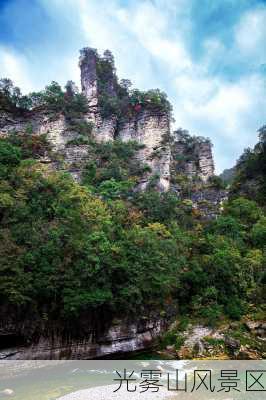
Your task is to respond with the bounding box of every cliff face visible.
[170,131,214,184]
[79,48,98,108]
[0,318,167,360]
[78,48,172,190]
[0,110,91,180]
[118,111,171,191]
[0,47,215,190]
[78,48,214,190]
[79,48,118,143]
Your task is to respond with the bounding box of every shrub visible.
[225,197,262,225]
[66,137,89,146]
[199,304,224,327]
[0,140,21,166]
[224,298,246,320]
[251,217,266,247]
[208,175,227,190]
[7,133,51,159]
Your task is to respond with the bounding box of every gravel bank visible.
[57,384,176,400]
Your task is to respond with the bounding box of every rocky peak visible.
[79,47,118,108]
[79,47,98,107]
[0,47,216,193]
[77,47,173,190]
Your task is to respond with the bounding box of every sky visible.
[0,0,265,172]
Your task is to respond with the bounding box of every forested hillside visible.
[230,126,266,207]
[0,75,265,359]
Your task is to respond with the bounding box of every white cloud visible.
[115,1,192,71]
[235,7,266,62]
[0,47,33,93]
[0,44,80,93]
[172,73,265,172]
[162,2,266,172]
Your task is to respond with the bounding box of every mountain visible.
[220,167,236,185]
[1,48,215,190]
[0,48,264,360]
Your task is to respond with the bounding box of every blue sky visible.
[0,0,265,172]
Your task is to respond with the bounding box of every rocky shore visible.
[58,384,175,400]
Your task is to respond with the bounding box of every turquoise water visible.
[0,360,264,400]
[0,364,112,400]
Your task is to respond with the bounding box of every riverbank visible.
[58,384,176,400]
[156,315,266,360]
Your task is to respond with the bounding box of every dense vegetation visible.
[230,125,266,206]
[0,123,265,333]
[93,49,172,119]
[0,73,265,340]
[0,78,88,120]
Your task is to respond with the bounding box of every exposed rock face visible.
[79,48,98,108]
[190,188,228,219]
[245,320,266,338]
[196,142,215,182]
[77,48,173,188]
[0,110,91,181]
[0,47,215,191]
[119,111,171,191]
[0,319,167,360]
[79,48,116,143]
[177,325,213,359]
[166,322,265,360]
[0,110,67,149]
[94,114,117,142]
[170,133,214,183]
